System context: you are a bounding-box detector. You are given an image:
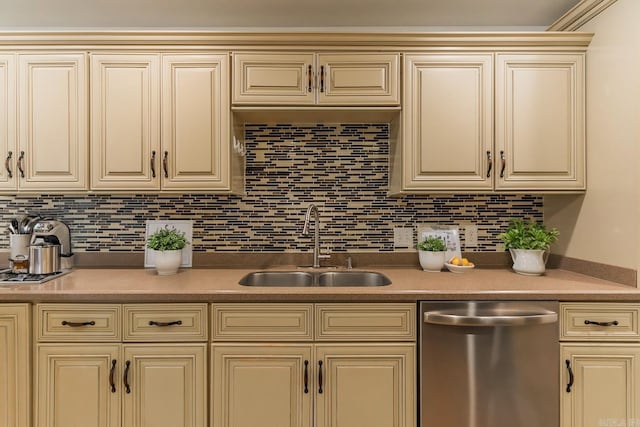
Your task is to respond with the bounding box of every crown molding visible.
[548,0,618,31]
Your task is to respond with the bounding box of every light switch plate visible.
[393,227,414,249]
[144,220,193,268]
[465,225,478,248]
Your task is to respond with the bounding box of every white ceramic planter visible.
[509,249,547,276]
[418,251,446,272]
[153,249,183,276]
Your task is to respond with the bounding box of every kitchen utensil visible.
[9,218,19,234]
[28,244,60,274]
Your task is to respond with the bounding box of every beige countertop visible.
[0,267,639,303]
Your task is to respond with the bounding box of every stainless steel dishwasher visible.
[420,301,559,427]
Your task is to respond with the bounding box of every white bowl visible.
[445,262,475,273]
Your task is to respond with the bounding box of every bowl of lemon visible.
[445,256,475,273]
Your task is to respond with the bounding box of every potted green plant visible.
[147,226,189,275]
[499,219,559,275]
[417,236,447,272]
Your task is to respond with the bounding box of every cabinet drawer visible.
[123,304,208,342]
[315,303,416,341]
[36,304,121,342]
[211,303,313,341]
[560,303,640,341]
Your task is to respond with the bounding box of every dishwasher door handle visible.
[424,309,558,326]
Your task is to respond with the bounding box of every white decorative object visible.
[418,251,446,272]
[153,249,183,276]
[509,249,547,276]
[144,220,193,268]
[417,224,462,261]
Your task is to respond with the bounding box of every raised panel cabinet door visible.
[161,54,230,191]
[316,53,400,105]
[232,53,315,104]
[122,344,207,427]
[0,304,30,427]
[561,344,640,427]
[90,53,160,190]
[315,343,416,427]
[496,53,585,190]
[35,344,120,427]
[402,54,493,191]
[211,344,313,427]
[18,53,88,191]
[0,54,17,190]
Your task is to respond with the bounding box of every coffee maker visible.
[31,220,74,270]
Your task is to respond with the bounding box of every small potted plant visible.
[147,226,189,275]
[499,219,559,275]
[417,236,447,272]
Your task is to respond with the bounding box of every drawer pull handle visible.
[499,150,506,178]
[486,151,492,178]
[61,320,96,327]
[318,360,323,394]
[148,320,183,327]
[320,65,325,93]
[307,65,312,92]
[565,359,574,392]
[162,151,169,178]
[584,320,619,327]
[304,360,309,394]
[150,150,156,178]
[124,361,131,394]
[109,360,117,393]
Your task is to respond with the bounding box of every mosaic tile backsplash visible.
[0,124,542,253]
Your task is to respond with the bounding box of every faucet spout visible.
[302,204,326,268]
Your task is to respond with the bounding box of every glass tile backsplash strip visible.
[0,124,542,252]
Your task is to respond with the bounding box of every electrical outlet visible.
[465,225,478,248]
[393,227,414,249]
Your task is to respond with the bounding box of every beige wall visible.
[544,0,640,281]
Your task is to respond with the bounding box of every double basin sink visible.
[239,270,391,287]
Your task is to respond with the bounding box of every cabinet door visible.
[0,304,30,427]
[496,54,585,190]
[232,53,315,105]
[315,343,416,427]
[18,53,88,191]
[402,54,493,191]
[211,344,313,427]
[561,344,640,427]
[0,54,16,190]
[122,344,207,427]
[90,54,160,190]
[161,54,230,191]
[35,344,120,427]
[316,53,399,105]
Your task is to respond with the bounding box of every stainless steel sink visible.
[317,271,392,287]
[238,271,391,287]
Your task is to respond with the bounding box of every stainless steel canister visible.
[29,244,60,274]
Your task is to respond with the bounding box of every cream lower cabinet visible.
[35,303,208,427]
[560,303,640,427]
[0,304,30,427]
[211,303,416,427]
[90,53,232,192]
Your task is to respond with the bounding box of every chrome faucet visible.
[302,204,330,268]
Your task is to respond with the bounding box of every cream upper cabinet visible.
[232,52,400,106]
[0,54,16,190]
[560,303,640,427]
[91,53,233,192]
[401,54,493,191]
[90,53,161,190]
[393,51,586,194]
[161,54,230,191]
[495,53,585,191]
[16,53,88,192]
[0,304,30,427]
